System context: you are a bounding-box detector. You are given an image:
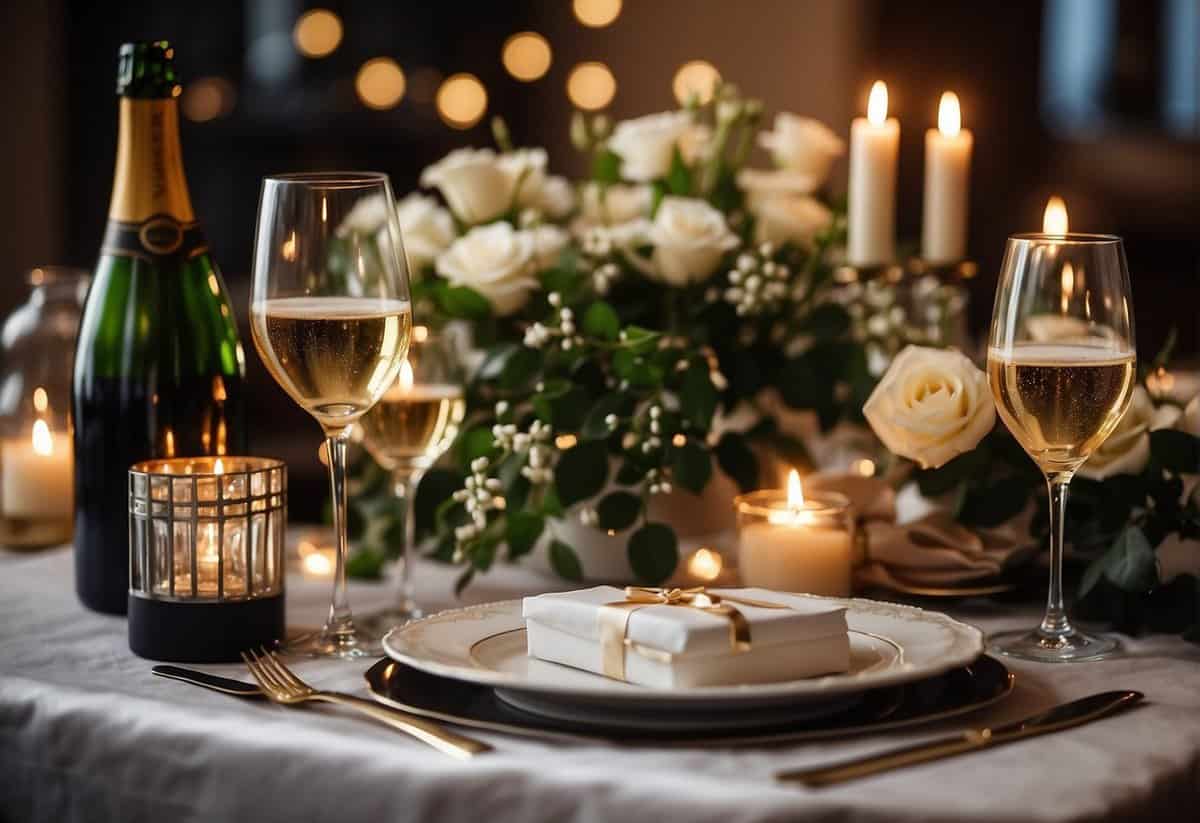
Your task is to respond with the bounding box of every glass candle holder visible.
[734,487,854,596]
[128,456,287,662]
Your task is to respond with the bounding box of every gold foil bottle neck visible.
[107,98,195,224]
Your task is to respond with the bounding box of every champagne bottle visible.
[73,41,246,614]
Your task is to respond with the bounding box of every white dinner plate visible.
[381,596,984,712]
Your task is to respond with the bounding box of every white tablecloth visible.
[2,546,1198,823]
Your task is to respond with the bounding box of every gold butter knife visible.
[778,690,1142,787]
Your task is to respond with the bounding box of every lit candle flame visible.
[867,81,889,126]
[1043,196,1069,235]
[213,457,226,475]
[937,91,961,137]
[31,419,53,456]
[32,387,48,413]
[398,358,414,393]
[1060,262,1074,312]
[787,469,805,508]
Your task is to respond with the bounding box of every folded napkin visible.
[859,511,1034,587]
[523,586,850,689]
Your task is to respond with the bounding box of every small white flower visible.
[495,401,510,417]
[604,413,619,428]
[471,457,489,474]
[548,292,562,307]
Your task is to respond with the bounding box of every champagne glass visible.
[250,172,412,658]
[986,233,1135,662]
[358,327,466,632]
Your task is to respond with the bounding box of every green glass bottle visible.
[73,41,247,614]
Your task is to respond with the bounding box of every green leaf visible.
[665,145,692,195]
[415,469,462,539]
[436,284,492,320]
[582,394,626,440]
[596,491,641,531]
[541,484,564,517]
[592,149,622,184]
[457,426,497,470]
[715,432,759,492]
[613,349,663,388]
[679,361,719,430]
[627,523,679,584]
[549,539,584,581]
[671,438,713,494]
[554,440,609,507]
[914,449,983,497]
[616,459,648,485]
[1080,525,1159,598]
[498,347,544,392]
[582,300,621,341]
[505,511,545,559]
[1150,429,1200,474]
[345,548,386,580]
[799,303,851,339]
[777,355,823,410]
[454,567,475,596]
[476,343,520,382]
[532,384,591,431]
[958,475,1032,528]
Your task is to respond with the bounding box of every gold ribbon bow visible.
[598,586,791,681]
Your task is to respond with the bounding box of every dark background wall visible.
[2,0,1197,517]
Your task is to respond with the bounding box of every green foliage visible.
[434,284,492,320]
[670,438,712,494]
[596,491,642,531]
[505,512,545,560]
[592,149,622,184]
[549,539,584,581]
[553,440,609,507]
[715,432,759,492]
[627,523,678,584]
[582,301,621,341]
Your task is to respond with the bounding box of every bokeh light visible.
[567,62,616,111]
[356,58,406,110]
[293,9,343,58]
[502,32,552,82]
[573,0,622,27]
[436,73,488,129]
[672,60,720,105]
[182,76,236,122]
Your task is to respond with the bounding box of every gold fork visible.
[241,648,492,760]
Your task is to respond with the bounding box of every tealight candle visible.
[847,81,900,266]
[921,91,973,264]
[1,419,73,520]
[735,471,853,596]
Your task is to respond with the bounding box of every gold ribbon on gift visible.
[598,586,791,681]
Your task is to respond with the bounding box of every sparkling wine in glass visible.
[358,328,465,631]
[250,172,412,658]
[986,233,1135,662]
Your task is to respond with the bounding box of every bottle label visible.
[101,214,208,262]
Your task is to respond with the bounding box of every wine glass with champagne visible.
[357,327,466,632]
[250,172,412,658]
[987,233,1135,662]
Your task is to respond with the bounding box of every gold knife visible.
[777,690,1143,787]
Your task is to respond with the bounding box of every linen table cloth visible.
[2,546,1198,823]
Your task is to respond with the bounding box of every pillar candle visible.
[1,421,73,519]
[921,92,973,264]
[847,81,900,267]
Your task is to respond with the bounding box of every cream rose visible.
[576,182,652,228]
[646,196,739,286]
[393,193,455,273]
[531,224,569,270]
[520,174,575,220]
[1079,387,1179,480]
[337,193,391,237]
[758,113,845,186]
[420,147,547,224]
[749,193,832,245]
[608,111,694,182]
[435,222,538,316]
[864,345,996,469]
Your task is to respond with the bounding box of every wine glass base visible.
[356,606,424,638]
[988,626,1119,663]
[281,625,382,659]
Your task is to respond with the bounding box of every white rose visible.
[435,222,538,316]
[337,193,391,236]
[737,167,824,199]
[531,224,568,269]
[520,174,575,220]
[863,345,996,469]
[646,196,739,286]
[758,113,845,186]
[608,111,694,182]
[1079,387,1178,480]
[574,183,652,233]
[420,147,547,224]
[749,193,832,245]
[393,193,456,273]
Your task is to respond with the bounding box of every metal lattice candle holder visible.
[128,456,287,662]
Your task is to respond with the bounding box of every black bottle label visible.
[101,214,208,262]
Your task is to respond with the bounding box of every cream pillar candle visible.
[921,92,973,264]
[847,81,900,267]
[1,420,73,519]
[736,472,853,597]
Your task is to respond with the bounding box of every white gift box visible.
[522,586,850,688]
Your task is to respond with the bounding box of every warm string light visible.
[293,9,343,58]
[436,73,488,129]
[502,32,552,82]
[937,91,961,137]
[687,548,723,582]
[867,80,889,126]
[567,62,616,110]
[356,58,406,110]
[672,60,720,105]
[573,0,622,27]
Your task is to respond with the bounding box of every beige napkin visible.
[858,511,1035,587]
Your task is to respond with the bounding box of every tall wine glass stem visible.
[393,466,423,616]
[325,432,354,637]
[1040,472,1072,637]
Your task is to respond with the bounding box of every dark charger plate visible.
[364,655,1014,746]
